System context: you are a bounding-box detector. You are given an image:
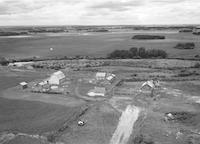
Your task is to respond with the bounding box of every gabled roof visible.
[51,71,65,79]
[20,82,28,86]
[141,80,155,88]
[106,74,115,81]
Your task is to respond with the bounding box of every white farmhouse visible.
[95,72,106,80]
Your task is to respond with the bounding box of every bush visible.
[174,43,195,49]
[193,32,200,35]
[146,49,168,58]
[133,134,154,144]
[193,63,200,68]
[47,134,56,142]
[132,35,165,40]
[0,57,9,66]
[129,47,138,57]
[179,29,193,33]
[177,70,199,77]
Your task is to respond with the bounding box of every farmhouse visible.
[88,87,106,97]
[96,72,106,80]
[141,80,155,90]
[141,80,160,90]
[49,71,65,85]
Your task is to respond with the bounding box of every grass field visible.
[0,97,84,134]
[0,31,200,59]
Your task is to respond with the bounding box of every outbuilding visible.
[20,82,28,89]
[106,73,116,81]
[88,87,106,97]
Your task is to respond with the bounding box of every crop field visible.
[0,31,200,59]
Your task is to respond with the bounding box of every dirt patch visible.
[110,105,140,144]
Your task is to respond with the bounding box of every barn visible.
[49,71,65,85]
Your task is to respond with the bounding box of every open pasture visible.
[0,31,200,59]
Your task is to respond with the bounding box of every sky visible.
[0,0,200,26]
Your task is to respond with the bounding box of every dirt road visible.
[109,105,140,144]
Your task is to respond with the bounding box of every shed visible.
[106,73,116,81]
[39,79,48,86]
[88,87,106,97]
[20,82,28,89]
[49,71,65,85]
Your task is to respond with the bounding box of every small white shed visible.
[88,87,106,97]
[20,82,28,89]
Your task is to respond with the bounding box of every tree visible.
[129,47,138,57]
[138,47,146,58]
[107,47,168,59]
[0,57,9,66]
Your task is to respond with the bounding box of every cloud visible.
[89,0,145,12]
[0,0,200,25]
[0,0,81,15]
[0,0,45,15]
[151,0,187,4]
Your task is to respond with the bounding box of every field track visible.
[109,105,140,144]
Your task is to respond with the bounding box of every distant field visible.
[0,31,200,59]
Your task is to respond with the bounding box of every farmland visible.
[0,58,200,144]
[0,26,200,144]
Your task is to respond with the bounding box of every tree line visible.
[107,47,168,59]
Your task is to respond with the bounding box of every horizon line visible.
[0,24,200,27]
